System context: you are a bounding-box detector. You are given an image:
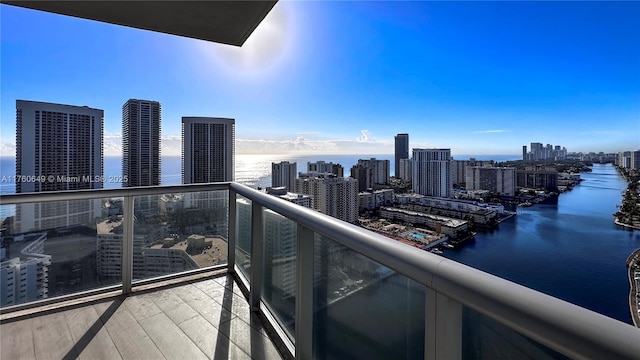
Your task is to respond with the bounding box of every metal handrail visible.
[0,182,231,204]
[230,182,640,360]
[2,182,640,359]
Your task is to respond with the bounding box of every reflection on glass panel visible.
[262,209,297,340]
[1,197,118,308]
[131,191,228,282]
[462,306,569,360]
[235,196,252,279]
[313,235,425,359]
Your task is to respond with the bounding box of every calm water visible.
[444,163,639,324]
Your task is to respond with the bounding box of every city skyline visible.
[1,1,638,156]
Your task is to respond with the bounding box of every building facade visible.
[272,161,297,192]
[466,167,516,196]
[122,99,161,187]
[15,100,103,233]
[394,133,409,178]
[182,117,235,184]
[0,233,51,306]
[412,149,452,198]
[399,158,412,181]
[295,176,359,224]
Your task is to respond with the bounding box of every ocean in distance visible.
[0,154,520,194]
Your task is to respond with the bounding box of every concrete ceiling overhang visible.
[0,0,278,46]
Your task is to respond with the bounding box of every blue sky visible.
[1,1,638,156]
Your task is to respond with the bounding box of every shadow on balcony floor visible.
[0,274,285,360]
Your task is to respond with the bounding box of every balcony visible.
[2,182,640,359]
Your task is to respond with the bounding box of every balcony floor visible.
[0,274,286,360]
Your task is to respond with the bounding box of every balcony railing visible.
[2,182,640,359]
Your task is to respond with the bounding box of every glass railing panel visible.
[235,195,252,280]
[131,191,229,282]
[312,234,425,359]
[261,209,297,340]
[462,306,570,359]
[1,196,119,308]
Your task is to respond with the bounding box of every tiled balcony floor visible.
[0,274,286,360]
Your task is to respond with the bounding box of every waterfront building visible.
[399,158,412,181]
[122,99,161,187]
[295,176,359,224]
[451,158,495,188]
[412,148,452,198]
[394,133,409,178]
[14,100,103,233]
[182,117,235,183]
[379,207,468,237]
[307,161,344,177]
[523,142,567,161]
[618,150,640,170]
[272,161,297,192]
[181,117,235,237]
[516,167,559,191]
[0,232,51,306]
[466,166,516,196]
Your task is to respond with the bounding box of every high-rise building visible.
[466,167,516,196]
[394,133,409,178]
[399,158,412,181]
[350,165,369,192]
[181,117,235,238]
[15,100,103,233]
[182,117,235,183]
[522,146,528,161]
[272,161,297,192]
[122,99,161,187]
[307,161,344,177]
[412,149,452,198]
[452,159,495,188]
[356,158,390,187]
[295,176,359,223]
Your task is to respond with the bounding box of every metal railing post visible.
[425,288,461,360]
[227,188,236,273]
[122,195,134,294]
[249,201,263,311]
[295,224,314,360]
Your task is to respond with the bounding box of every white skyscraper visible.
[412,149,452,198]
[272,161,297,192]
[15,100,103,233]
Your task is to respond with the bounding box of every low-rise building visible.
[379,207,468,237]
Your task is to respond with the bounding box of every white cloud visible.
[0,142,16,157]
